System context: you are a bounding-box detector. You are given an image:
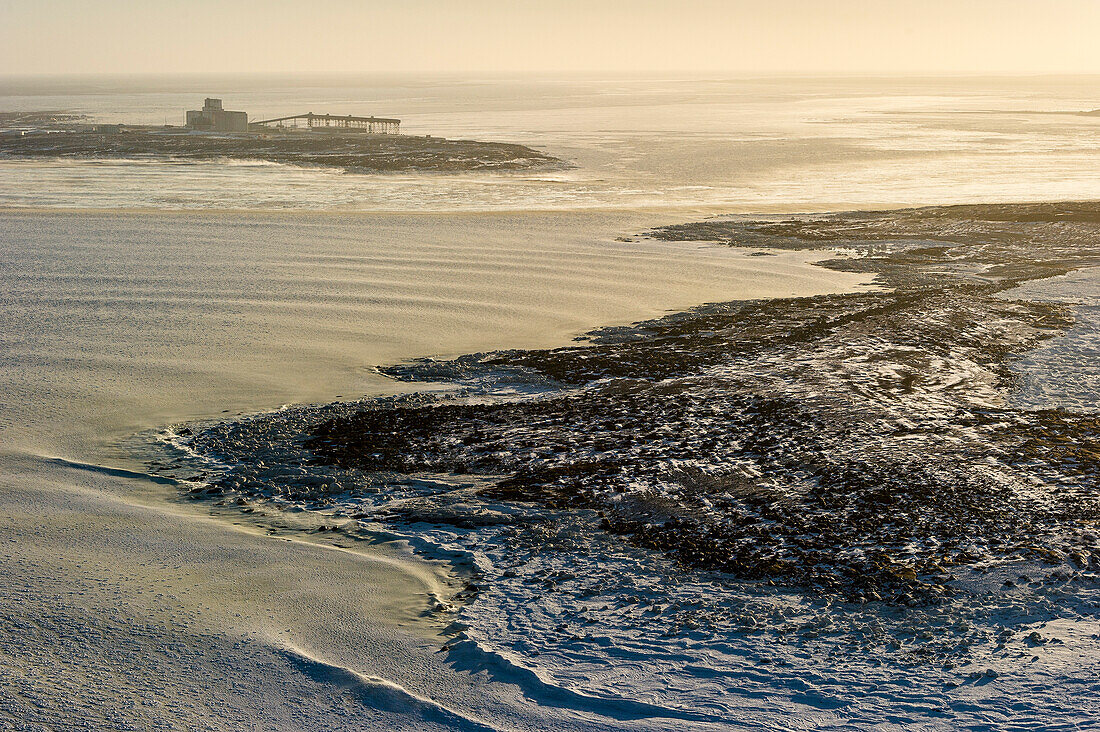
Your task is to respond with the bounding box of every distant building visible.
[185,98,248,133]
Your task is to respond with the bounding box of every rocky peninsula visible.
[147,202,1100,710]
[169,202,1100,605]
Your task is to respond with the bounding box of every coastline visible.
[4,201,1099,728]
[160,201,1100,728]
[0,206,872,730]
[6,70,1100,730]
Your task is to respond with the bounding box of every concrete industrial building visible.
[185,98,248,133]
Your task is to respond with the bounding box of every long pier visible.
[251,112,400,134]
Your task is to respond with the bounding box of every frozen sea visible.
[2,74,1100,730]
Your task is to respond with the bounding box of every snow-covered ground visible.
[158,204,1100,729]
[1009,266,1100,415]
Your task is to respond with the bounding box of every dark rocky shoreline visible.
[0,125,564,173]
[173,202,1100,605]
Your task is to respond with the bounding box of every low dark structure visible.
[0,126,562,173]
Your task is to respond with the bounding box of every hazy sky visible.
[3,0,1100,76]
